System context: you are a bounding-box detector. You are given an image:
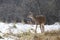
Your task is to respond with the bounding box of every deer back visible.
[35,15,46,24]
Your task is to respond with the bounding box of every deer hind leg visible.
[40,23,44,33]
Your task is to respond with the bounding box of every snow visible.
[0,22,60,40]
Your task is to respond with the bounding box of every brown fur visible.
[28,14,46,33]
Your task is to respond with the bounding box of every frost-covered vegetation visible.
[0,22,60,40]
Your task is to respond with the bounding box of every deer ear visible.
[29,12,33,15]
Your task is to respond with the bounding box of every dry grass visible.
[19,30,60,40]
[2,30,60,40]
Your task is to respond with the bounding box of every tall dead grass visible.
[19,30,60,40]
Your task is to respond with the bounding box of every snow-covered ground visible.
[0,22,60,40]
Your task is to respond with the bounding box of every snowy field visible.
[0,22,60,40]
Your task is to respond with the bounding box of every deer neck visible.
[31,17,36,22]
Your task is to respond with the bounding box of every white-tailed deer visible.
[27,14,46,33]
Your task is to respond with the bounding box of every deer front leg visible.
[40,24,42,33]
[41,23,44,33]
[35,22,38,33]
